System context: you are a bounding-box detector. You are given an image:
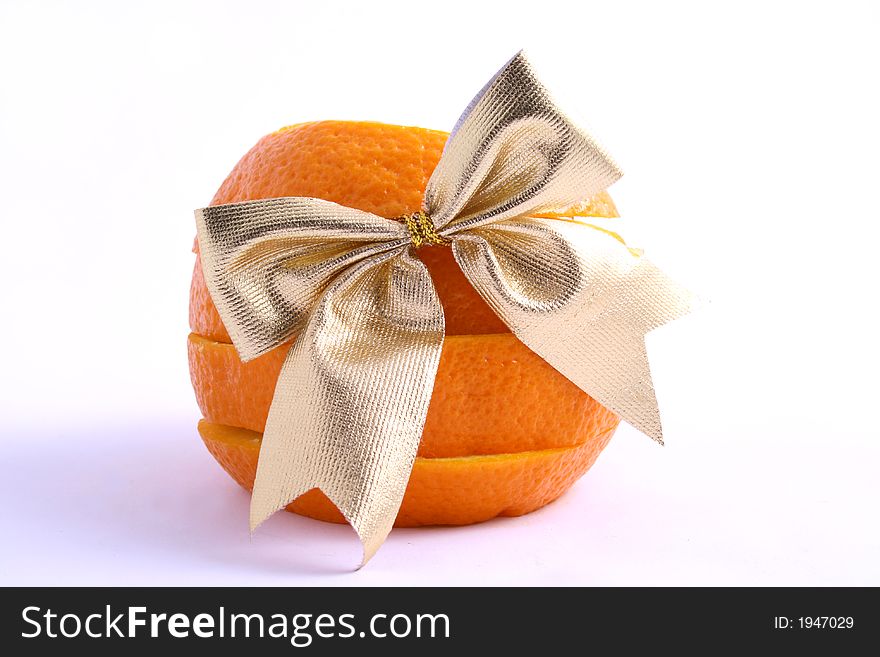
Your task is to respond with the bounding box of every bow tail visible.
[452,218,694,443]
[249,247,445,565]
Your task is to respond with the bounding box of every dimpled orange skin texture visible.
[189,333,620,458]
[189,121,621,526]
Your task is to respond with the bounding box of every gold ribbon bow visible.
[195,52,693,565]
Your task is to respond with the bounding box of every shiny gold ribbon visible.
[195,52,693,565]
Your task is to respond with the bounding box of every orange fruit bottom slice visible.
[199,420,617,527]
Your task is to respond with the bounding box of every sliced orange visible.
[199,420,616,527]
[188,333,619,458]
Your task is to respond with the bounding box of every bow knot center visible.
[402,210,449,248]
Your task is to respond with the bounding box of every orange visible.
[189,121,621,526]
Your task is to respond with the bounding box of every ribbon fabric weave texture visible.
[195,52,693,564]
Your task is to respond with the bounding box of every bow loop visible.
[426,52,623,236]
[196,197,408,361]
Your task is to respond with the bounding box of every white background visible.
[1,0,878,585]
